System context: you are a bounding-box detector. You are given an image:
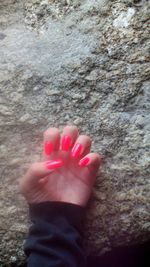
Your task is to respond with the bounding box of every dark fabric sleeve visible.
[24,201,87,267]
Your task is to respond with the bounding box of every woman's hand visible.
[20,126,101,207]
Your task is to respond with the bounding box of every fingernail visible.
[61,135,72,151]
[79,157,90,167]
[71,143,82,158]
[44,142,52,155]
[46,160,63,169]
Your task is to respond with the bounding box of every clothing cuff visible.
[29,201,86,231]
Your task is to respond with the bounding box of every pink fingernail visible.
[71,143,82,158]
[44,142,52,155]
[46,160,63,169]
[79,157,90,167]
[61,135,72,151]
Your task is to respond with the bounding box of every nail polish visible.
[71,143,82,158]
[79,157,90,167]
[46,160,63,169]
[61,135,72,151]
[44,142,52,155]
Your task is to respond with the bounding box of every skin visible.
[20,126,101,207]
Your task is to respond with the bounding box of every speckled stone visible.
[0,0,150,266]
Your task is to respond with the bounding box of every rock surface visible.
[0,0,150,266]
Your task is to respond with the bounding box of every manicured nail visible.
[71,143,83,158]
[46,160,63,169]
[44,142,52,155]
[61,135,72,151]
[79,157,90,167]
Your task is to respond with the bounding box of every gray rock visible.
[0,0,150,265]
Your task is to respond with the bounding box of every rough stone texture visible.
[0,0,150,266]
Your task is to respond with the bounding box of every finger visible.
[20,160,63,192]
[71,135,92,159]
[79,152,101,174]
[60,125,79,151]
[42,127,60,160]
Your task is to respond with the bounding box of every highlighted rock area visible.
[0,0,149,266]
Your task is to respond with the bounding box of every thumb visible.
[20,160,63,194]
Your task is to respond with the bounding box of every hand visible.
[20,126,101,207]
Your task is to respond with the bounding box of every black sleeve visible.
[24,201,87,267]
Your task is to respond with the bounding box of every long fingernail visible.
[61,135,72,151]
[46,160,63,169]
[79,157,90,167]
[71,143,82,158]
[44,142,52,155]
